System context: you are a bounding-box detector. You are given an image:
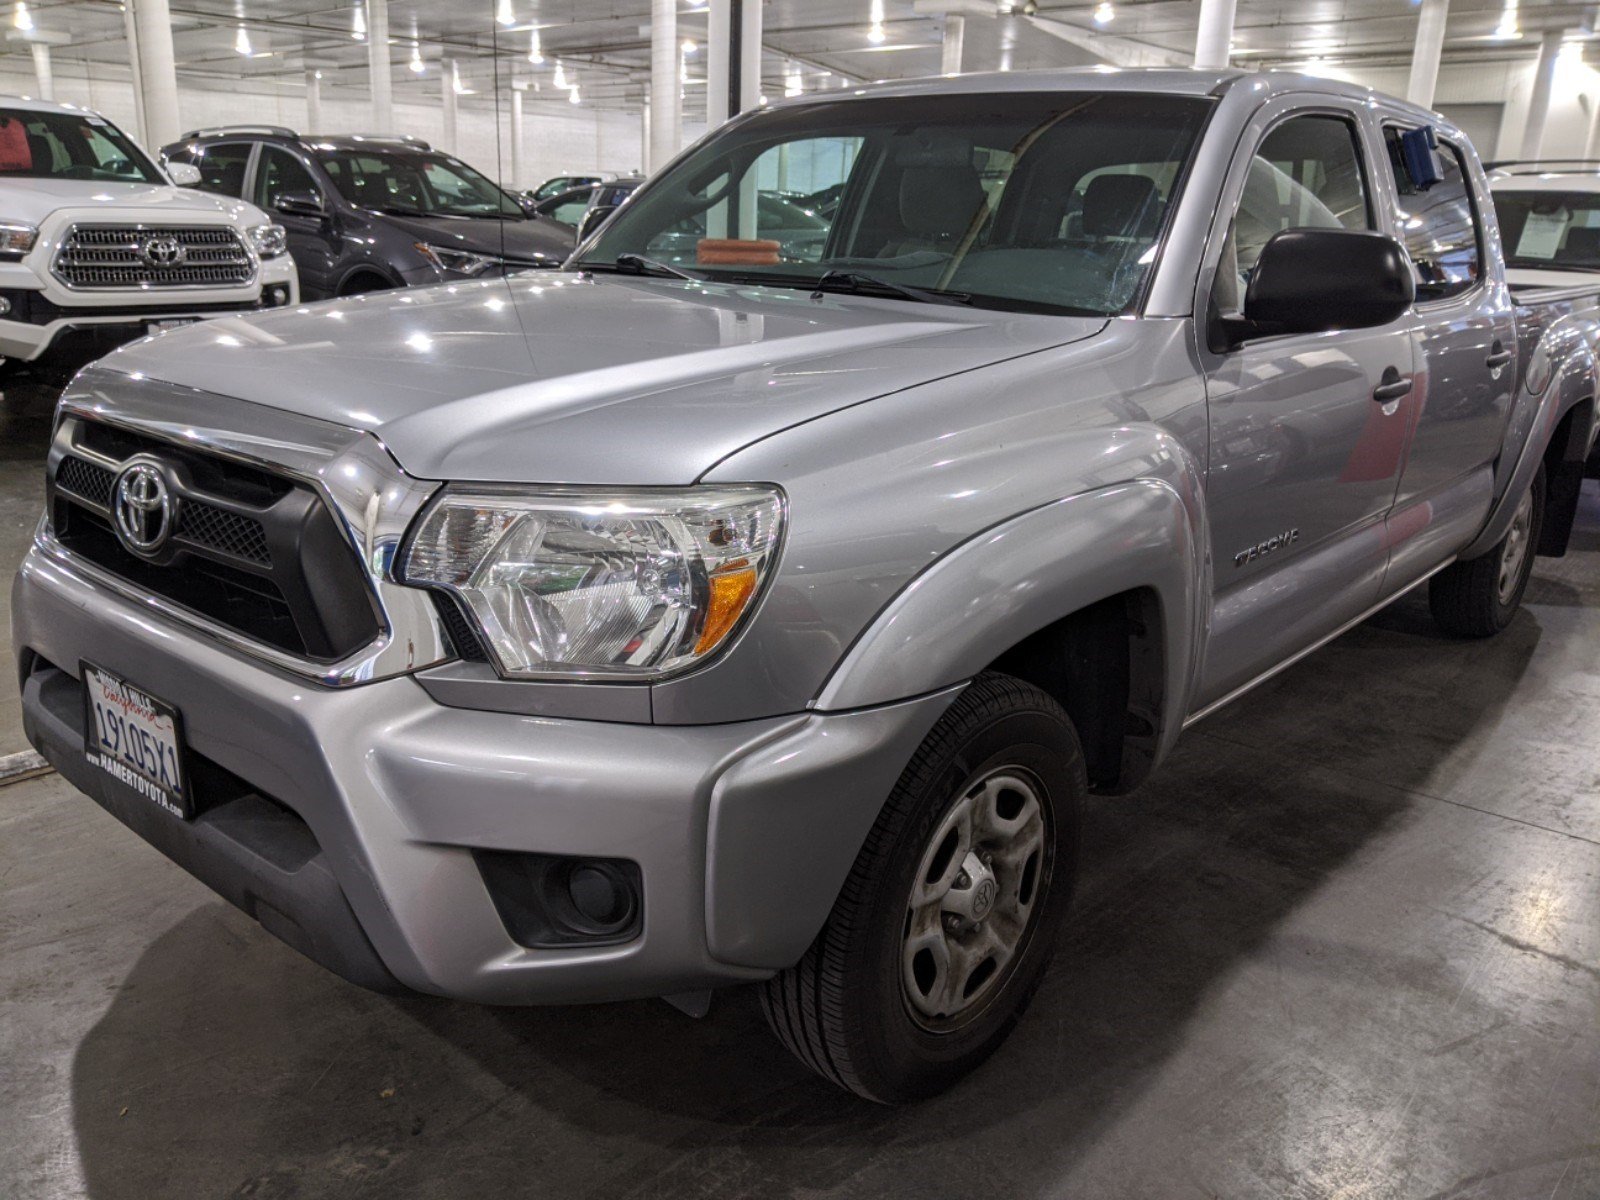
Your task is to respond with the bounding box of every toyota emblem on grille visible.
[112,462,176,555]
[142,236,187,268]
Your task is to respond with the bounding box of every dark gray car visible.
[162,127,571,298]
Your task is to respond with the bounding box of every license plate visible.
[81,661,191,819]
[147,318,197,336]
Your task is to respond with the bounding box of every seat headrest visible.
[1082,174,1160,238]
[898,164,988,240]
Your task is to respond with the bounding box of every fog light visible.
[0,295,13,317]
[473,850,643,948]
[567,863,634,930]
[264,284,291,307]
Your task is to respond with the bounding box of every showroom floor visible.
[1,379,1597,1200]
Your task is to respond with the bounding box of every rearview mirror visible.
[168,162,201,188]
[1218,228,1415,349]
[274,191,326,219]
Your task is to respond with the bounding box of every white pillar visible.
[1406,0,1449,108]
[29,43,52,102]
[442,63,458,153]
[122,0,148,145]
[305,70,322,134]
[1585,93,1600,159]
[510,87,525,189]
[649,0,681,173]
[1521,30,1564,160]
[1193,0,1237,71]
[129,0,181,148]
[738,0,762,114]
[366,0,392,133]
[942,14,965,75]
[707,0,731,128]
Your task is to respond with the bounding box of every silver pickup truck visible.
[13,69,1600,1103]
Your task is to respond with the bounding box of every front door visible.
[252,144,338,299]
[1194,103,1418,709]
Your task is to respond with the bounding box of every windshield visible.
[1493,188,1600,272]
[316,148,524,218]
[0,107,163,184]
[579,91,1211,316]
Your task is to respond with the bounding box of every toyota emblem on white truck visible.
[142,235,187,267]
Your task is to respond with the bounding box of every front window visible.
[316,148,524,218]
[1493,188,1600,274]
[0,107,163,184]
[580,92,1212,317]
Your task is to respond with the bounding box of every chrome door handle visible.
[1373,373,1413,403]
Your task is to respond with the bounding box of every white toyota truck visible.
[0,96,298,373]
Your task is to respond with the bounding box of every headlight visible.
[249,223,289,259]
[0,221,38,259]
[415,241,502,276]
[400,486,785,679]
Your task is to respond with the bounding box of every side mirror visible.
[274,191,326,219]
[1218,228,1415,349]
[168,162,201,187]
[578,204,619,242]
[516,193,540,217]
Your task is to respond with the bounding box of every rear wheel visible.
[1429,464,1545,637]
[760,672,1083,1103]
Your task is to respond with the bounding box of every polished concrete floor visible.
[2,377,1598,1198]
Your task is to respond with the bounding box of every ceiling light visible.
[1494,0,1520,40]
[452,61,466,93]
[12,1,30,32]
[235,24,252,55]
[497,0,515,26]
[682,37,696,54]
[352,3,366,40]
[409,40,425,72]
[869,0,886,42]
[552,58,568,89]
[1094,2,1114,25]
[529,29,543,64]
[569,85,581,104]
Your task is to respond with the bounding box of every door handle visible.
[1486,341,1514,370]
[1373,370,1413,403]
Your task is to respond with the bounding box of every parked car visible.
[1488,160,1600,289]
[0,97,297,373]
[16,70,1600,1104]
[161,127,570,298]
[527,173,604,204]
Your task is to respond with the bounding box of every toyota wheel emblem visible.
[112,461,176,555]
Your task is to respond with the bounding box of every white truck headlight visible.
[415,241,501,277]
[249,223,289,259]
[400,486,785,679]
[0,221,39,259]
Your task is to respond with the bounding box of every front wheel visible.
[1430,463,1545,637]
[760,672,1084,1103]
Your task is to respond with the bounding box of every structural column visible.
[648,0,680,173]
[306,70,323,134]
[1406,0,1449,108]
[128,0,181,148]
[121,0,148,145]
[1520,30,1564,159]
[942,14,965,75]
[442,63,458,153]
[510,86,525,190]
[738,0,761,114]
[29,44,51,102]
[1192,0,1237,71]
[706,0,730,128]
[366,0,392,133]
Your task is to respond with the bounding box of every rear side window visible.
[1385,129,1483,301]
[192,142,252,198]
[1214,113,1372,312]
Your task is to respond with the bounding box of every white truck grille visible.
[52,225,255,290]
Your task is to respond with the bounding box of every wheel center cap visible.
[971,876,997,921]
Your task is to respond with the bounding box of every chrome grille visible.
[53,224,255,290]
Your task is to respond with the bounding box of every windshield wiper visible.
[810,269,971,306]
[610,253,707,282]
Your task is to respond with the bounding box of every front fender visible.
[815,468,1209,772]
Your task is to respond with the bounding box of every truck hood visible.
[100,273,1105,484]
[2,177,266,226]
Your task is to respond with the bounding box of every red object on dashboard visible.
[0,117,31,171]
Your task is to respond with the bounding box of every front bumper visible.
[12,539,954,1004]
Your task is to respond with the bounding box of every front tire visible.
[1429,464,1545,637]
[760,672,1084,1103]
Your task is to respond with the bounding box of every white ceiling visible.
[8,0,1600,114]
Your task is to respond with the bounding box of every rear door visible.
[1193,98,1418,709]
[1375,118,1515,589]
[251,143,338,299]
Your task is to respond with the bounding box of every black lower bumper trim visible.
[21,660,405,996]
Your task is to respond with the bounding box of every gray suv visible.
[15,70,1600,1102]
[162,126,571,297]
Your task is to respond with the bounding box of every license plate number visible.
[81,661,191,819]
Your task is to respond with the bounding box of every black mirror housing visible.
[1234,228,1415,342]
[275,191,326,219]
